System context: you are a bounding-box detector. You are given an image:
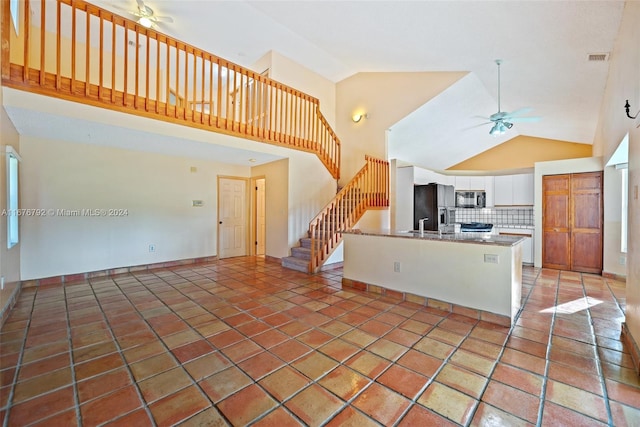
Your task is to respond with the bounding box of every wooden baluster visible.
[23,0,30,82]
[85,7,90,97]
[111,17,116,103]
[216,60,222,127]
[225,63,231,129]
[208,58,213,125]
[164,40,168,117]
[174,45,179,118]
[39,0,45,86]
[134,29,140,108]
[200,53,205,124]
[55,0,61,89]
[71,1,77,93]
[192,49,197,122]
[155,34,160,113]
[123,22,128,105]
[183,46,188,121]
[98,9,104,100]
[144,31,150,111]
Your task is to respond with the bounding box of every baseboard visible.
[603,271,627,282]
[265,255,281,264]
[319,261,343,272]
[21,255,219,289]
[342,277,511,327]
[621,322,640,376]
[0,281,22,328]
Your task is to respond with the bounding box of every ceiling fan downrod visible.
[495,59,502,113]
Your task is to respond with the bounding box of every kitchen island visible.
[342,229,525,326]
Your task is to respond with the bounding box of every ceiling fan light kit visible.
[116,0,174,29]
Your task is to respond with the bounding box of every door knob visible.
[219,221,222,224]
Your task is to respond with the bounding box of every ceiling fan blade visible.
[503,107,533,118]
[509,116,541,123]
[463,121,492,131]
[154,15,174,23]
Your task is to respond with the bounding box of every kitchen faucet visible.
[418,218,428,237]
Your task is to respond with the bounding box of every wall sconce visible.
[624,100,639,120]
[352,113,368,123]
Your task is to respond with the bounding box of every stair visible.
[281,237,312,272]
[282,156,389,274]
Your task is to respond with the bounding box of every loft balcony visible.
[1,0,340,179]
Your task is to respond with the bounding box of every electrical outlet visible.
[393,261,401,273]
[149,244,156,253]
[484,254,499,264]
[620,256,626,265]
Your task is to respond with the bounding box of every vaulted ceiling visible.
[20,1,630,171]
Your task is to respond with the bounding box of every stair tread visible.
[282,256,308,266]
[281,256,310,273]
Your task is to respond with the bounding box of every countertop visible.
[344,228,526,247]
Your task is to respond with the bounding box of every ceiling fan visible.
[479,59,540,135]
[114,0,174,29]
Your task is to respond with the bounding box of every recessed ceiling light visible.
[249,158,257,163]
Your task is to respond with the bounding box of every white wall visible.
[591,1,640,354]
[335,72,467,188]
[19,136,250,279]
[533,157,603,267]
[394,165,414,231]
[287,152,337,249]
[252,159,289,259]
[603,165,626,277]
[0,96,21,316]
[256,50,337,129]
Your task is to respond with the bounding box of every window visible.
[10,0,19,35]
[621,166,628,253]
[6,146,20,249]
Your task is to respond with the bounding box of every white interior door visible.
[218,177,247,259]
[256,178,266,255]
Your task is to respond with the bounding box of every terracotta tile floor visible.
[1,257,639,426]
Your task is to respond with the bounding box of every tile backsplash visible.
[455,207,534,227]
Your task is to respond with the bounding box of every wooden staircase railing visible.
[308,156,389,273]
[0,0,340,179]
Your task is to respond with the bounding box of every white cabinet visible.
[485,176,495,207]
[454,176,471,190]
[494,174,534,206]
[454,176,487,191]
[512,174,534,205]
[494,176,513,206]
[414,168,455,186]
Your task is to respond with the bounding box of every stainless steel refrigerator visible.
[413,183,456,232]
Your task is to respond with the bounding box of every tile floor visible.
[0,257,639,426]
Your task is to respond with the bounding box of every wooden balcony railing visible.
[309,156,389,273]
[1,0,340,179]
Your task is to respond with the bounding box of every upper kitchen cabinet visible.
[454,176,486,191]
[414,168,455,186]
[494,174,534,206]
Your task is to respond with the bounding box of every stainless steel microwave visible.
[455,191,486,208]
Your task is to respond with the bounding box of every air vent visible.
[588,53,609,62]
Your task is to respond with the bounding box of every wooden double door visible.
[542,171,603,274]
